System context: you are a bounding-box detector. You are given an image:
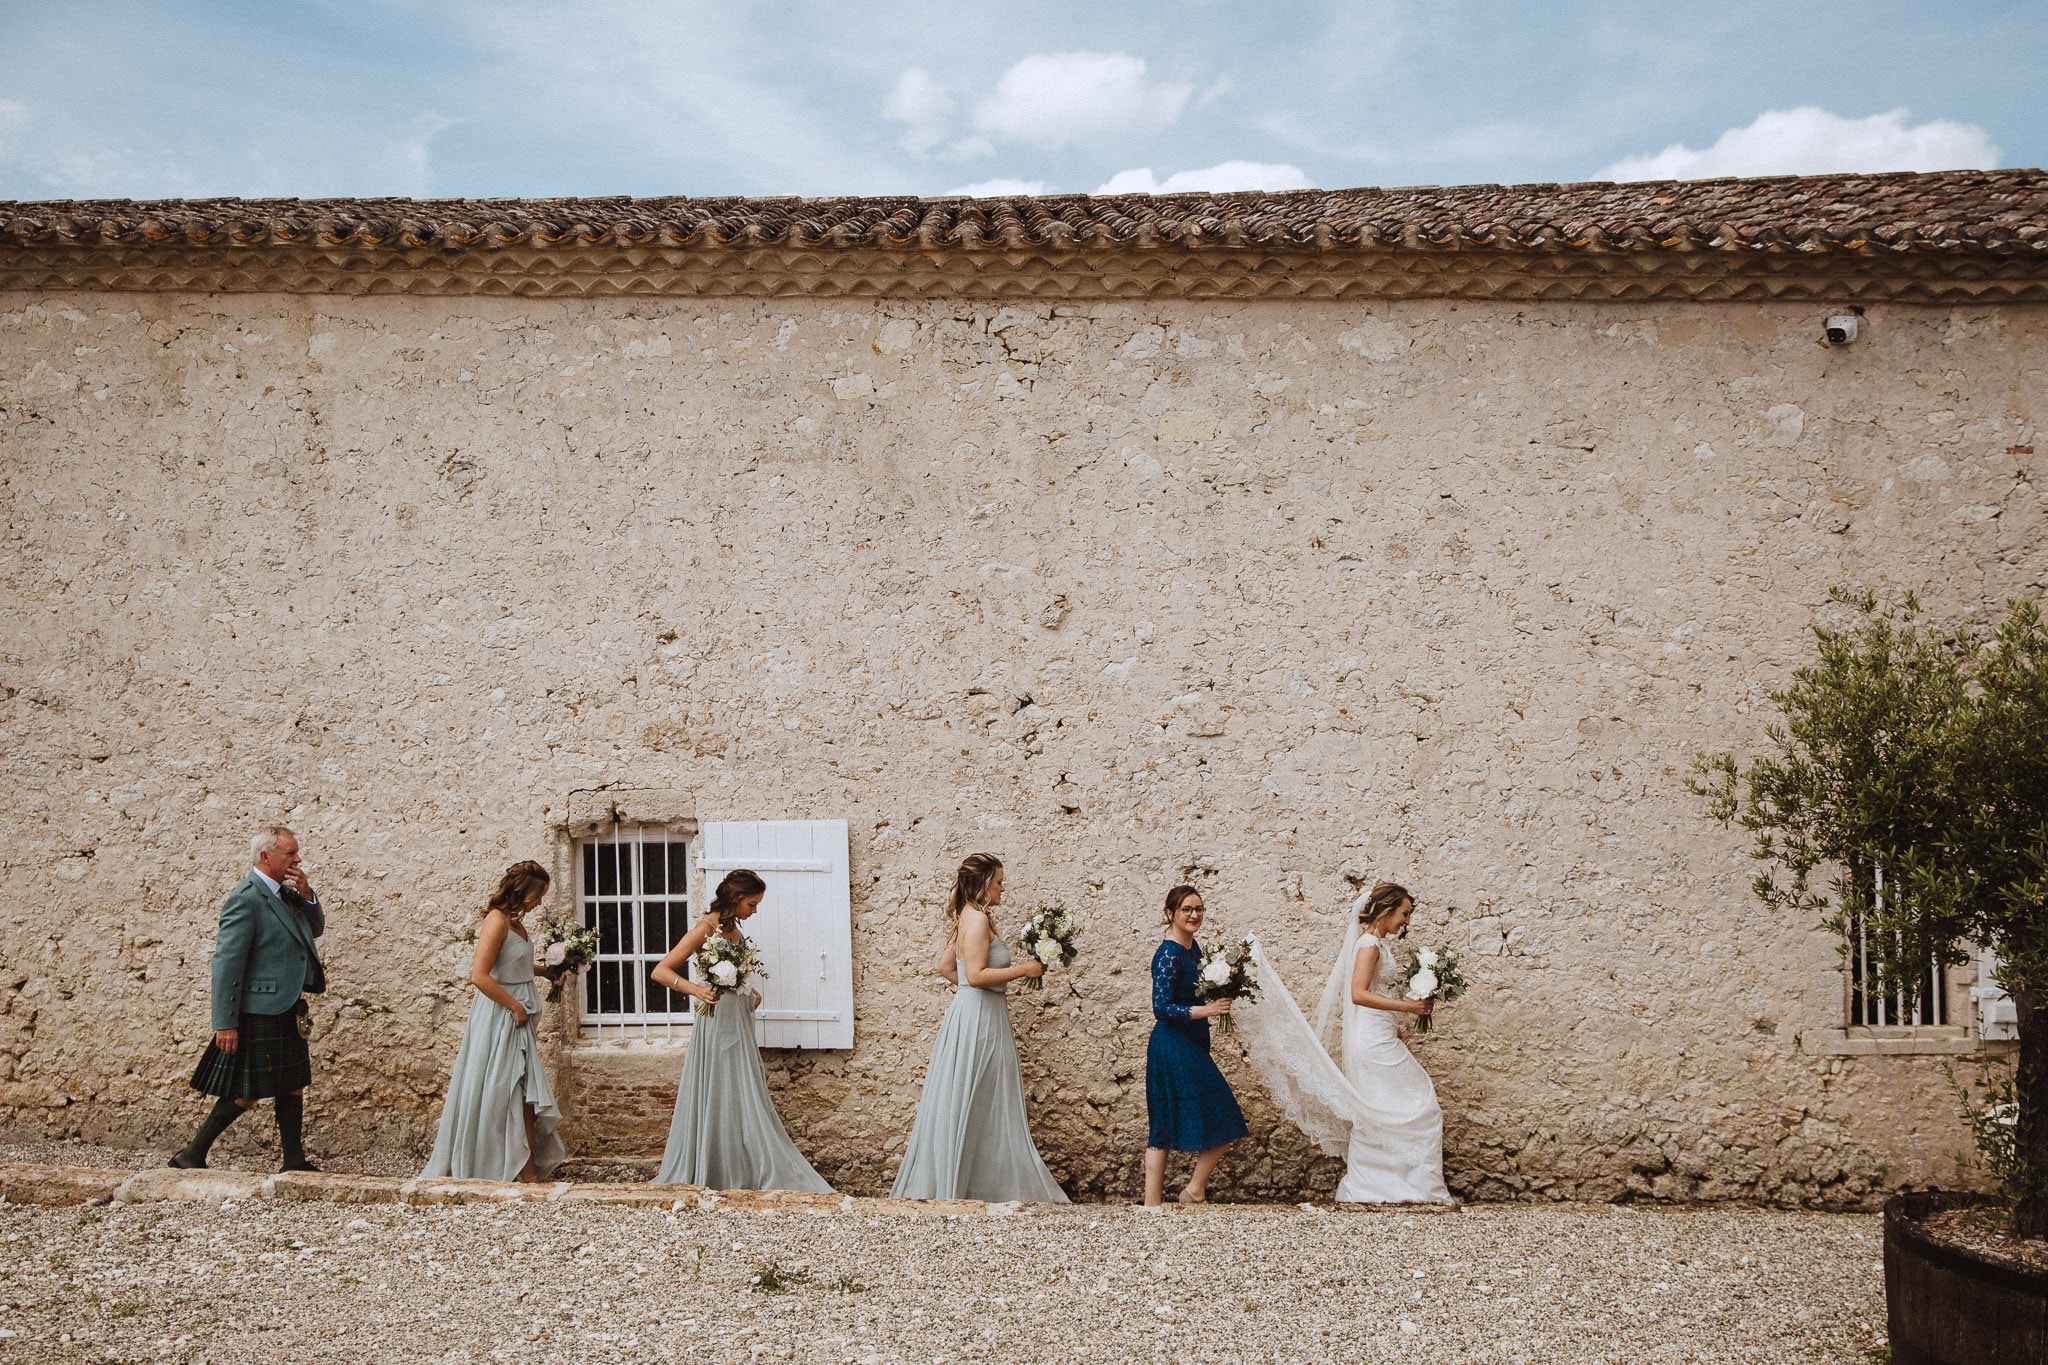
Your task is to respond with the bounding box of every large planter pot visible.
[1885,1191,2048,1365]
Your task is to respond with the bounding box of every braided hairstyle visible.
[706,869,767,926]
[1355,880,1413,931]
[486,861,551,919]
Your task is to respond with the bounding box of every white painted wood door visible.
[697,819,853,1050]
[1975,947,2018,1041]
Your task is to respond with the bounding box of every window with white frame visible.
[1846,864,1949,1027]
[578,824,694,1030]
[571,818,856,1050]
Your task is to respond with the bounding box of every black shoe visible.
[167,1153,205,1170]
[279,1160,320,1174]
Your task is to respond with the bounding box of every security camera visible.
[1824,315,1860,345]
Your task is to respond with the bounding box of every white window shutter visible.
[1974,947,2018,1041]
[697,820,853,1050]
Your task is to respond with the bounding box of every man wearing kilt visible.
[169,826,326,1171]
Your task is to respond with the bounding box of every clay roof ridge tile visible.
[4,170,2046,254]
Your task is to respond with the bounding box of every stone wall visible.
[2,288,2039,1203]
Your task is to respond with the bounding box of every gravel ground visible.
[0,1195,1884,1364]
[0,1139,656,1183]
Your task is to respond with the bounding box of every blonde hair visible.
[1356,880,1413,929]
[948,853,1003,928]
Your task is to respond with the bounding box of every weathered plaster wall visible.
[1,290,2040,1202]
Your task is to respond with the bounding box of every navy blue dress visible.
[1145,939,1250,1152]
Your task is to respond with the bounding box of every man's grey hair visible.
[251,826,297,861]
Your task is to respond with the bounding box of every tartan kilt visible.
[190,1006,310,1101]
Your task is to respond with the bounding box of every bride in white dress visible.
[1237,880,1452,1204]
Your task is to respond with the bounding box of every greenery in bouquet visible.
[534,920,599,1003]
[1399,944,1465,1034]
[693,933,765,1016]
[1194,936,1260,1034]
[1018,902,1079,991]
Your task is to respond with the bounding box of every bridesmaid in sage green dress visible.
[648,869,832,1192]
[890,853,1069,1203]
[420,861,566,1182]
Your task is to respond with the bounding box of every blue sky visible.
[0,1,2038,200]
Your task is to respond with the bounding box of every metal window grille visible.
[577,824,693,1040]
[1849,865,1949,1027]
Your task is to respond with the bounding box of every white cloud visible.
[972,52,1191,148]
[883,67,953,157]
[399,111,461,196]
[1095,160,1312,195]
[1602,107,2000,181]
[944,177,1049,197]
[456,0,904,194]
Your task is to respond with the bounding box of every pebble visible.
[0,1197,1883,1362]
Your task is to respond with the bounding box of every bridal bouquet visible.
[1017,902,1079,991]
[534,920,599,1003]
[693,934,765,1017]
[1400,944,1466,1034]
[1195,937,1260,1035]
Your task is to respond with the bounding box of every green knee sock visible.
[275,1093,306,1168]
[180,1096,245,1165]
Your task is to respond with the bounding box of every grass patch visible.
[749,1261,810,1293]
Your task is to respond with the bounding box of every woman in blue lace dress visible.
[1143,884,1249,1205]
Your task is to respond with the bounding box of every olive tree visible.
[1693,590,2048,1237]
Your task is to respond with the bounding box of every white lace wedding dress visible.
[1238,929,1451,1203]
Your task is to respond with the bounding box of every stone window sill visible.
[564,1032,692,1056]
[1799,1026,2013,1056]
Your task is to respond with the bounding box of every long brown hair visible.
[947,853,1003,928]
[1356,880,1413,928]
[487,861,551,919]
[706,869,766,926]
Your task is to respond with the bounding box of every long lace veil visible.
[1234,891,1380,1159]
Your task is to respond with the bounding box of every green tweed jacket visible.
[208,872,326,1031]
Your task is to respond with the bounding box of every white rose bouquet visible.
[692,933,765,1017]
[1016,903,1079,992]
[1399,943,1466,1035]
[533,920,599,1003]
[1193,937,1260,1035]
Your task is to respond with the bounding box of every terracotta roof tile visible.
[4,170,2044,257]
